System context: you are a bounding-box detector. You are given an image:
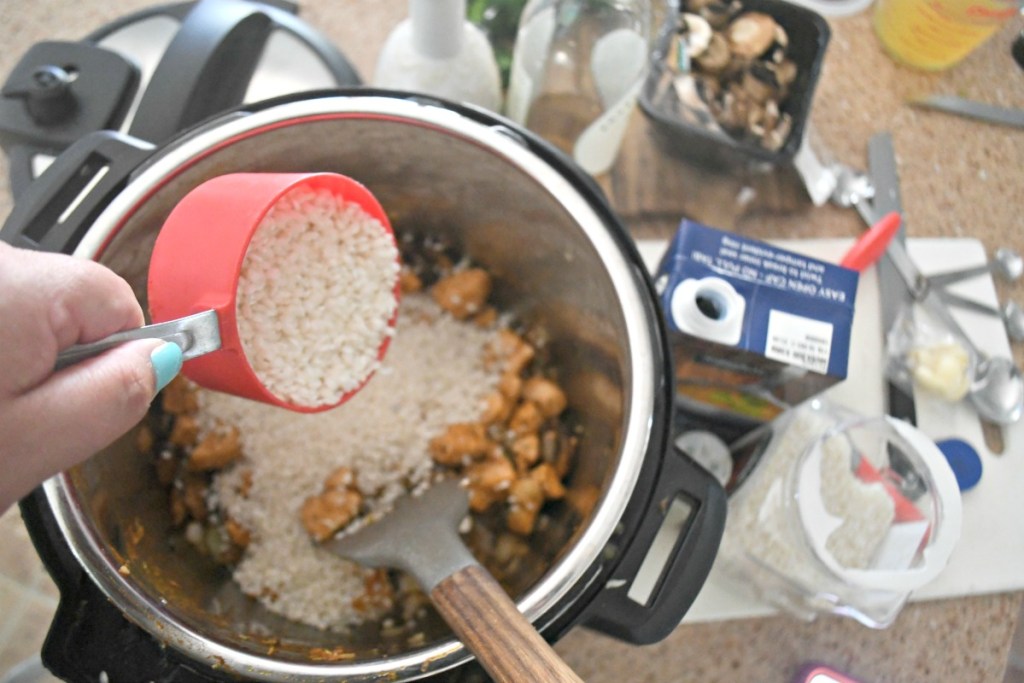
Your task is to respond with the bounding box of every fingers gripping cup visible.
[148,172,401,413]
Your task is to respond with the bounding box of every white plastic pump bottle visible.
[374,0,503,112]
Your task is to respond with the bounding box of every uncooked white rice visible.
[205,293,498,630]
[235,186,399,408]
[721,407,895,590]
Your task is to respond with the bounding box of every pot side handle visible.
[0,130,153,253]
[581,445,727,645]
[42,571,231,683]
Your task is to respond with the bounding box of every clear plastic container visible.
[718,399,963,628]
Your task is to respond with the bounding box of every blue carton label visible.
[656,220,858,379]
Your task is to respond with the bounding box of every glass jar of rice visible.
[716,399,962,628]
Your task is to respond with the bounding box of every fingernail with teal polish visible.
[151,342,183,393]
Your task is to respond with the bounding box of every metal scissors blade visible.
[860,132,917,425]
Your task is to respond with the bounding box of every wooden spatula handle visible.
[431,564,584,683]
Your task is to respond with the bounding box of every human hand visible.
[0,242,182,513]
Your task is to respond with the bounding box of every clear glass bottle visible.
[505,0,652,176]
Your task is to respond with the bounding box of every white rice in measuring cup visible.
[234,187,399,408]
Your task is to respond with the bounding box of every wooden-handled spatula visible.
[325,478,584,683]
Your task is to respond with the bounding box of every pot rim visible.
[43,93,660,681]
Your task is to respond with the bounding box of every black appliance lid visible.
[0,0,361,198]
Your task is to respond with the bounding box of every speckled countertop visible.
[0,1,1022,682]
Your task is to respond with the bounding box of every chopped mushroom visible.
[324,466,357,492]
[726,12,777,58]
[182,475,209,521]
[679,13,713,59]
[695,33,731,73]
[498,372,523,400]
[505,343,535,375]
[301,488,363,542]
[468,484,505,513]
[466,456,516,492]
[487,330,535,375]
[225,518,252,547]
[399,267,423,294]
[509,401,544,437]
[511,434,541,473]
[169,415,200,447]
[554,433,578,479]
[530,463,567,500]
[740,67,774,104]
[188,427,242,471]
[774,59,798,90]
[473,306,499,328]
[301,466,367,542]
[506,477,545,536]
[432,268,492,319]
[480,392,513,425]
[522,377,568,418]
[429,423,492,465]
[162,376,198,415]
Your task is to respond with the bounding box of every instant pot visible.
[1,6,726,681]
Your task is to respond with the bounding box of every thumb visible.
[0,341,183,508]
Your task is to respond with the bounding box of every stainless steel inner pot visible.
[33,94,672,681]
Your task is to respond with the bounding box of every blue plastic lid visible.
[936,438,983,492]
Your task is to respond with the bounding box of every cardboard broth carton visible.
[655,220,858,448]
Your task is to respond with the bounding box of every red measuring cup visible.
[147,172,400,413]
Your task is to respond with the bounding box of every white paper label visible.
[765,309,834,374]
